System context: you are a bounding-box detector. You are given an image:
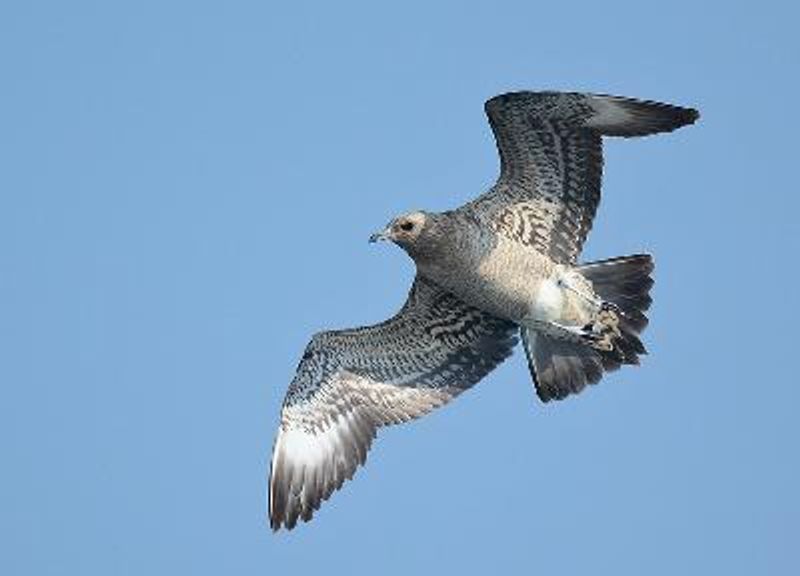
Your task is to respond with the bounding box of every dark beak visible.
[369,228,390,243]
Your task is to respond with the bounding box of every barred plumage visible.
[270,277,517,530]
[269,91,698,531]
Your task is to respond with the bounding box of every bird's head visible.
[369,210,450,263]
[369,211,428,247]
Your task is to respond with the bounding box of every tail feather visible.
[524,254,655,403]
[580,254,654,333]
[522,331,604,402]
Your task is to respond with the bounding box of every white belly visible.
[530,277,565,322]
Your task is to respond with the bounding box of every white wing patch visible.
[269,375,459,529]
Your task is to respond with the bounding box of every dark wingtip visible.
[269,507,285,532]
[595,94,700,136]
[484,90,699,142]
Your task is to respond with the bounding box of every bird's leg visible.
[529,311,620,351]
[555,271,602,310]
[528,318,594,343]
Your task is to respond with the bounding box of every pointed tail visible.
[523,254,654,402]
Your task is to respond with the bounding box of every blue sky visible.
[2,1,798,574]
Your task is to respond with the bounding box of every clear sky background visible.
[2,1,798,574]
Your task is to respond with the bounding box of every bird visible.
[268,91,699,530]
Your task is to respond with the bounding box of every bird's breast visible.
[421,238,554,323]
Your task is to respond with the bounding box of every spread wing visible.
[268,276,518,530]
[461,91,699,264]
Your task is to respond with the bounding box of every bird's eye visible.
[400,221,414,231]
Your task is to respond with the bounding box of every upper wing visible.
[462,91,699,264]
[268,276,518,530]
